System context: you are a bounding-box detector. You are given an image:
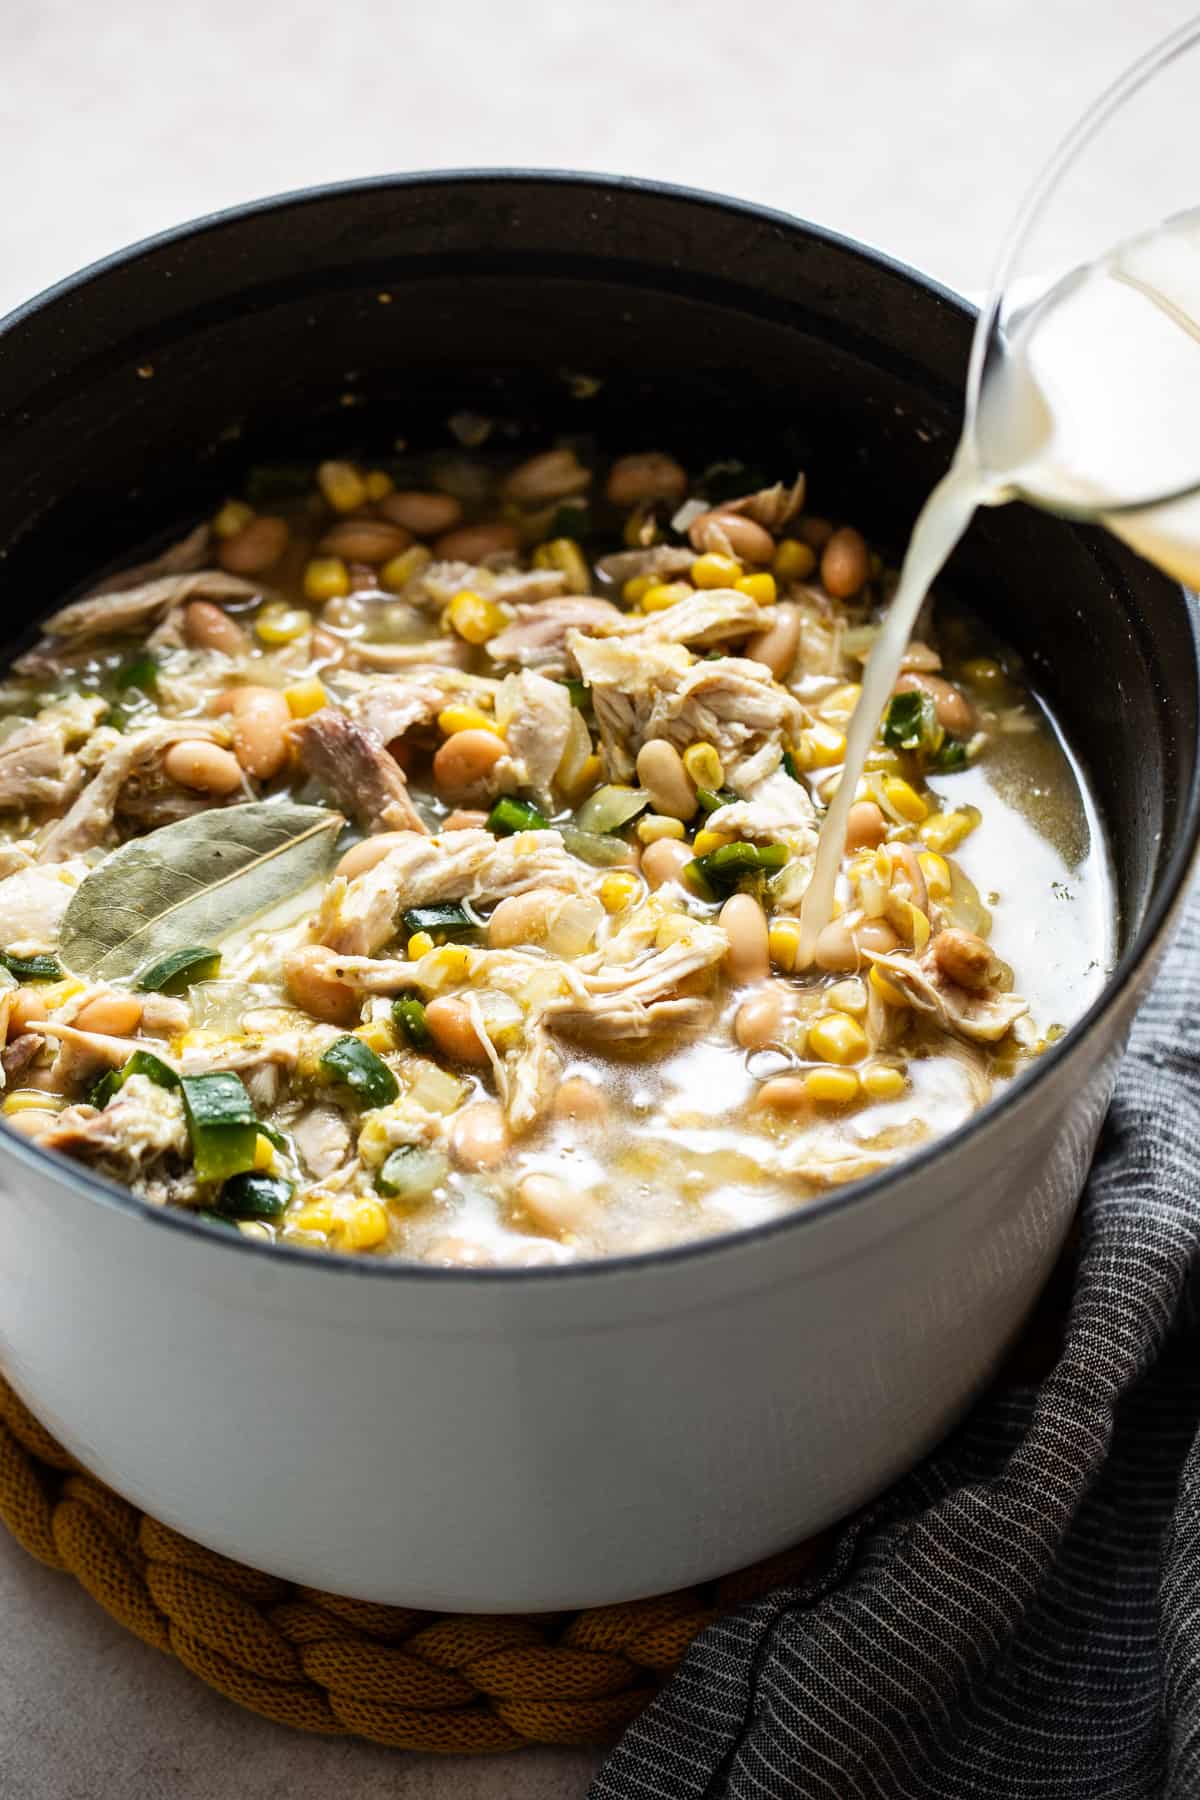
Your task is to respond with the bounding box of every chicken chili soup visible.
[0,444,1112,1264]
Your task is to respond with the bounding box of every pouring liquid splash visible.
[798,205,1200,961]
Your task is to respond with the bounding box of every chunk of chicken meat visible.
[340,671,497,747]
[31,568,261,650]
[292,1104,353,1178]
[319,828,593,956]
[0,859,87,951]
[37,719,236,862]
[486,598,625,668]
[867,947,1028,1044]
[593,545,696,587]
[291,710,427,836]
[717,474,805,533]
[707,767,817,843]
[418,561,567,610]
[35,1074,188,1169]
[0,695,108,812]
[621,589,763,650]
[567,634,692,780]
[501,671,573,803]
[545,921,728,1043]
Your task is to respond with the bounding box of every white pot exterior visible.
[0,962,1140,1612]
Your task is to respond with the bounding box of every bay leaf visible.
[60,800,344,980]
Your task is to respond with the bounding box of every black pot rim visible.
[1,167,1196,1286]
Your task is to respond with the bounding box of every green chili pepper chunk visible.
[135,946,222,995]
[781,749,802,783]
[392,996,431,1049]
[218,1171,292,1222]
[180,1072,260,1184]
[695,785,741,816]
[929,737,969,772]
[686,840,787,900]
[89,1048,180,1110]
[0,951,61,981]
[114,652,159,695]
[882,690,943,756]
[564,678,590,710]
[401,902,477,942]
[319,1035,399,1109]
[487,796,549,836]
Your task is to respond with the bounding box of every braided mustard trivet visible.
[0,1373,826,1753]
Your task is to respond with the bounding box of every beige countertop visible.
[1,0,1192,1794]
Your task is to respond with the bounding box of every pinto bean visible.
[487,889,560,948]
[635,738,697,821]
[734,982,788,1050]
[183,600,249,657]
[163,740,245,796]
[229,686,291,781]
[9,991,47,1034]
[820,527,870,598]
[378,491,463,536]
[318,519,413,564]
[641,838,694,889]
[423,995,491,1065]
[893,671,975,735]
[845,800,886,850]
[283,945,361,1027]
[514,1171,595,1239]
[335,832,412,881]
[720,894,769,985]
[432,521,520,562]
[432,728,505,793]
[450,1099,510,1170]
[744,602,801,680]
[605,453,688,508]
[553,1076,608,1122]
[501,449,591,505]
[74,993,143,1036]
[217,516,289,575]
[933,927,993,990]
[751,1075,810,1113]
[689,510,775,564]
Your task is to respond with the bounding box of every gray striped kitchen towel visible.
[594,880,1200,1800]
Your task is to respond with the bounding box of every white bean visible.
[635,738,696,821]
[719,893,769,985]
[450,1100,510,1170]
[744,603,801,680]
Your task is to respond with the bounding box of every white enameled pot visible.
[0,174,1196,1607]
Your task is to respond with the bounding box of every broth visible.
[0,442,1113,1264]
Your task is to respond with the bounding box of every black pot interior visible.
[0,173,1195,946]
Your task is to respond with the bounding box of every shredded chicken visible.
[593,546,696,586]
[31,569,261,651]
[292,1104,353,1178]
[719,474,806,533]
[35,1074,188,1168]
[319,828,593,956]
[502,671,573,802]
[487,598,625,667]
[291,710,427,836]
[708,768,818,842]
[37,720,235,862]
[867,947,1028,1044]
[0,859,87,950]
[0,696,108,812]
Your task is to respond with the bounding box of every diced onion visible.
[574,785,649,834]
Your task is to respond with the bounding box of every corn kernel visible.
[284,678,328,719]
[214,499,255,538]
[317,459,368,513]
[303,556,350,603]
[255,601,312,645]
[599,871,640,913]
[380,545,432,592]
[3,1090,66,1115]
[882,776,929,823]
[863,1064,907,1100]
[870,964,909,1006]
[820,683,863,725]
[682,742,724,789]
[532,537,590,594]
[693,828,732,857]
[826,977,867,1016]
[773,537,817,581]
[917,851,951,898]
[448,590,507,645]
[804,1066,860,1104]
[637,812,686,844]
[806,1013,868,1064]
[37,978,84,1010]
[407,931,435,959]
[622,573,659,606]
[354,1019,396,1055]
[736,572,777,606]
[961,656,1004,688]
[691,553,743,589]
[919,807,980,853]
[364,469,395,501]
[294,1198,335,1234]
[769,917,803,972]
[343,1198,390,1251]
[253,1133,275,1172]
[437,704,501,737]
[427,945,472,981]
[795,722,847,770]
[641,581,691,612]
